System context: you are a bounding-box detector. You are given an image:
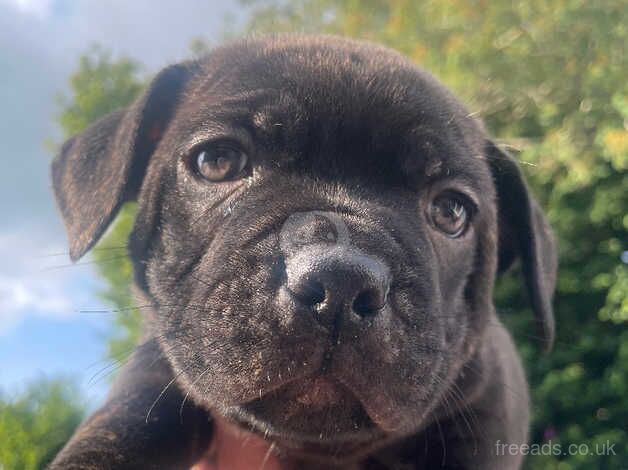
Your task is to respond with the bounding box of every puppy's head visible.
[52,35,556,460]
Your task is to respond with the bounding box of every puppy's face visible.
[136,38,496,452]
[53,35,555,461]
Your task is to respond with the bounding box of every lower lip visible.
[294,376,345,406]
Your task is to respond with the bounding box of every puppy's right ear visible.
[52,63,192,261]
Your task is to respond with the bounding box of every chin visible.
[220,375,393,462]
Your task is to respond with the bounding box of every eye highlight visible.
[191,142,248,182]
[429,192,472,238]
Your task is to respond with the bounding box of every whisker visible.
[259,442,277,470]
[462,361,537,411]
[189,273,212,288]
[441,390,471,450]
[465,110,482,118]
[85,329,197,385]
[434,413,447,467]
[87,353,134,386]
[44,255,128,271]
[432,372,477,450]
[78,303,211,314]
[179,366,211,424]
[433,314,571,348]
[145,369,189,424]
[445,382,481,455]
[36,245,128,258]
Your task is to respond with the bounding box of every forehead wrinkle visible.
[210,87,279,109]
[174,89,281,144]
[425,160,492,201]
[431,174,482,202]
[404,124,490,197]
[175,42,488,183]
[173,93,304,170]
[184,87,278,123]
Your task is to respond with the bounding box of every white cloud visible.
[0,274,73,332]
[0,0,53,16]
[0,228,104,335]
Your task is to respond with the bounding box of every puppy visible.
[50,34,556,469]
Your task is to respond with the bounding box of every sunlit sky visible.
[0,0,244,405]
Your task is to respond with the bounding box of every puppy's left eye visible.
[192,143,248,182]
[429,192,472,238]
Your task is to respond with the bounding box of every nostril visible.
[352,288,385,317]
[294,279,326,307]
[284,247,391,322]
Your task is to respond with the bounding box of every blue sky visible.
[0,0,244,405]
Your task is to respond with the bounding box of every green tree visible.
[58,45,145,136]
[0,378,84,469]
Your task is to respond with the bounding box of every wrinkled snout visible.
[286,247,390,319]
[279,211,391,327]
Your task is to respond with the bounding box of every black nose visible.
[285,247,391,321]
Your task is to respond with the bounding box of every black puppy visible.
[50,34,556,469]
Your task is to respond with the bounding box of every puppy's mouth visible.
[224,374,386,448]
[278,375,347,408]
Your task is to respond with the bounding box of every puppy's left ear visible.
[52,63,192,261]
[487,141,558,352]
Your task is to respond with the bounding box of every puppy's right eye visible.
[192,143,248,182]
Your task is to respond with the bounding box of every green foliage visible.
[0,379,84,469]
[58,45,145,136]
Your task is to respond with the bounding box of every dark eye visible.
[429,192,471,238]
[192,143,248,182]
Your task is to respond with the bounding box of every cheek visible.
[429,233,477,292]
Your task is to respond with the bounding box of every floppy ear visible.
[487,141,558,352]
[52,63,192,262]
